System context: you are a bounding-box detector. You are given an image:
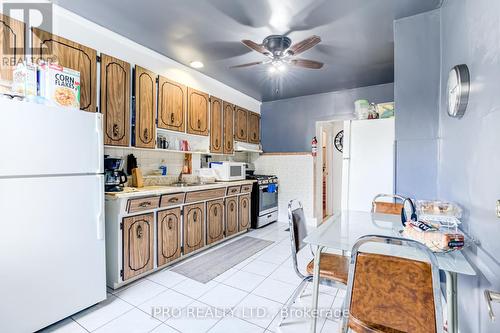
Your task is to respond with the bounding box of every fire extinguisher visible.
[311,136,318,157]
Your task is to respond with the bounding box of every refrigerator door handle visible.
[96,175,105,240]
[96,114,104,173]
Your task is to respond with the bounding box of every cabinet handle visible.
[168,197,179,203]
[240,129,244,137]
[197,119,201,129]
[112,123,119,137]
[168,218,173,230]
[243,201,247,208]
[193,211,197,222]
[136,225,143,239]
[215,138,219,147]
[143,128,149,141]
[253,133,257,140]
[170,113,175,124]
[214,207,218,216]
[230,203,234,211]
[139,201,151,208]
[227,141,232,149]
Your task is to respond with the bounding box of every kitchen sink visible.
[171,182,202,187]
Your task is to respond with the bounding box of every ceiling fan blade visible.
[287,35,321,55]
[290,58,324,69]
[230,61,265,68]
[241,40,270,55]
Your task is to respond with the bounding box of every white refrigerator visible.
[0,99,106,332]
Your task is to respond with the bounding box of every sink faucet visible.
[178,171,183,183]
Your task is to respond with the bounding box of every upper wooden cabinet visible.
[0,14,25,89]
[187,87,209,136]
[158,76,186,132]
[31,28,97,112]
[157,208,182,267]
[100,54,130,147]
[248,112,261,144]
[210,96,223,153]
[134,66,157,149]
[234,106,248,142]
[223,102,234,154]
[122,213,154,280]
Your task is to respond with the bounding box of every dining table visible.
[303,210,476,333]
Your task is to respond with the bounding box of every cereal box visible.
[38,63,80,109]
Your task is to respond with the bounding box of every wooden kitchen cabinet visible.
[157,208,182,267]
[31,28,97,112]
[248,112,261,144]
[238,194,251,231]
[210,96,223,153]
[183,203,205,254]
[234,106,248,142]
[225,196,239,237]
[122,213,154,280]
[0,14,25,89]
[206,199,225,245]
[158,76,186,132]
[134,66,157,148]
[223,102,235,154]
[100,54,130,146]
[187,87,209,136]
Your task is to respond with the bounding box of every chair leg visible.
[279,278,309,326]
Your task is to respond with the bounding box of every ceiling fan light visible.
[268,66,277,74]
[278,64,287,72]
[190,61,204,69]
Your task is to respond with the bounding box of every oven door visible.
[259,184,278,215]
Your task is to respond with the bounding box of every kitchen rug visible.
[171,236,274,283]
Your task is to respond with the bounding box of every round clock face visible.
[334,130,343,153]
[447,64,470,118]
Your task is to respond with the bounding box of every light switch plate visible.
[497,200,500,218]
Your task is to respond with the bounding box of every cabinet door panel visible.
[235,107,248,142]
[187,87,209,136]
[238,194,251,231]
[225,196,238,237]
[248,112,260,144]
[207,199,224,245]
[210,96,223,153]
[101,54,130,146]
[183,203,205,254]
[134,66,157,148]
[223,102,234,154]
[158,76,186,132]
[32,28,97,112]
[0,14,25,89]
[123,213,154,280]
[157,208,182,266]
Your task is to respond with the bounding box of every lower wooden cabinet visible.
[183,203,205,254]
[157,208,182,267]
[225,196,239,237]
[207,199,225,245]
[238,194,251,231]
[122,213,154,280]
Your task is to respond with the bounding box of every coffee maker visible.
[104,156,127,192]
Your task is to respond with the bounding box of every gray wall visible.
[438,0,500,331]
[394,10,441,199]
[260,83,394,152]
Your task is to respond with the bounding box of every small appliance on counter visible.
[247,173,279,228]
[209,161,246,181]
[104,156,127,192]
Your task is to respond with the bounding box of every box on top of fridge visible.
[38,63,81,109]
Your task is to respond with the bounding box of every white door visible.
[344,118,395,212]
[0,175,106,333]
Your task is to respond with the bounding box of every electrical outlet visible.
[497,200,500,218]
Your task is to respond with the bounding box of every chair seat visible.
[306,253,349,284]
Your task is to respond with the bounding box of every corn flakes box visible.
[38,63,80,109]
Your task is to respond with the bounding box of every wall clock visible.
[334,130,343,153]
[447,64,470,118]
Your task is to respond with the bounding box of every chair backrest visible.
[287,199,308,279]
[342,235,443,333]
[371,194,406,215]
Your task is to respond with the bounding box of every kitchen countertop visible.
[105,179,256,199]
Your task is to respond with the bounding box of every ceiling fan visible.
[230,35,324,71]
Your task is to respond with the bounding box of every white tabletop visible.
[303,211,476,276]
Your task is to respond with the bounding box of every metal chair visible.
[372,194,417,225]
[279,200,348,326]
[340,235,444,333]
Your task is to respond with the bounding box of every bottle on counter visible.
[159,159,167,176]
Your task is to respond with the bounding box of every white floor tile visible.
[114,280,166,306]
[165,301,223,333]
[241,260,279,277]
[198,283,248,310]
[39,318,87,333]
[252,279,298,304]
[72,294,133,331]
[213,268,238,283]
[234,294,282,329]
[172,278,219,299]
[321,319,340,333]
[138,289,194,321]
[223,270,267,292]
[233,257,255,270]
[93,308,162,333]
[150,323,180,333]
[267,311,326,333]
[208,316,265,333]
[268,264,303,286]
[147,269,187,288]
[305,283,340,296]
[256,250,290,265]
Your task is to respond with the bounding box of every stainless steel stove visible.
[246,174,279,228]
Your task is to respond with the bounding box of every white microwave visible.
[209,162,246,181]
